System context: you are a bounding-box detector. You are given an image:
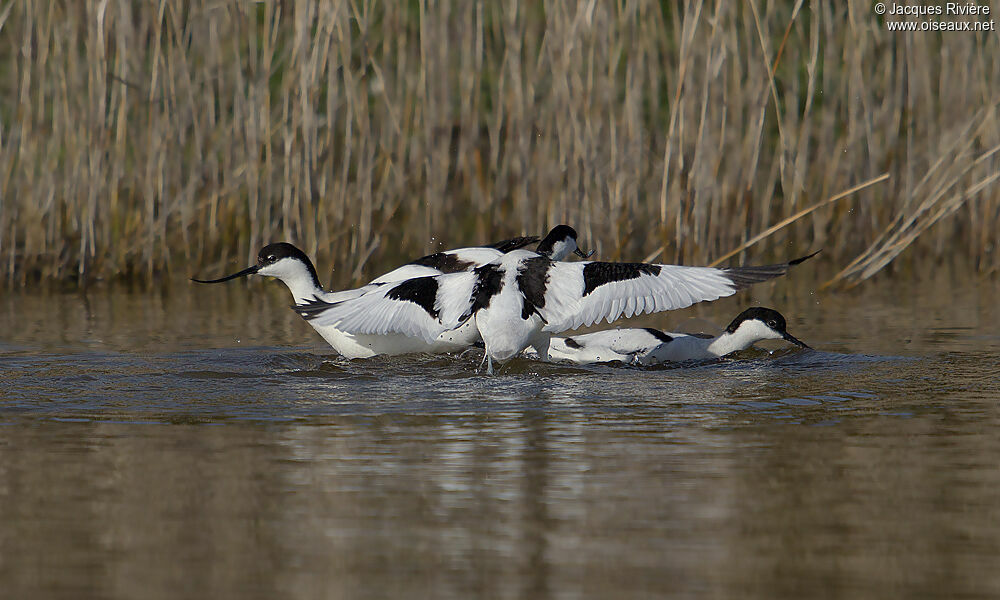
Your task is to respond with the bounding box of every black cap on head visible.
[535,225,578,253]
[192,242,320,287]
[725,307,810,349]
[725,307,787,334]
[536,225,593,258]
[258,242,322,289]
[546,225,578,240]
[257,242,311,266]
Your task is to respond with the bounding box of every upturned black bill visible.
[191,265,260,284]
[782,332,811,349]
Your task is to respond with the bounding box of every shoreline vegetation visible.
[0,1,997,290]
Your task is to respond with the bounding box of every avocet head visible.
[724,307,810,349]
[192,242,322,292]
[535,225,594,260]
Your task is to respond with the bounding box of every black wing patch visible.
[466,264,504,319]
[385,277,440,319]
[295,296,337,321]
[516,256,551,320]
[642,328,674,343]
[485,236,541,253]
[563,337,583,349]
[581,262,662,297]
[409,252,476,274]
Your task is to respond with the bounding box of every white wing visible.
[368,264,447,284]
[301,272,477,343]
[564,328,668,355]
[368,247,503,284]
[539,259,803,333]
[312,283,380,303]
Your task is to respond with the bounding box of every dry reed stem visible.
[824,142,1000,289]
[0,0,997,289]
[706,173,890,267]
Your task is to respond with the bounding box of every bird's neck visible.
[706,330,757,357]
[279,267,325,305]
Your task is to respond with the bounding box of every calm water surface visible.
[1,276,998,599]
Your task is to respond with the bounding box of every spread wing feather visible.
[300,251,816,342]
[299,272,476,343]
[369,244,542,285]
[535,263,726,332]
[368,264,449,285]
[539,254,814,333]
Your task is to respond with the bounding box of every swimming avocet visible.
[192,226,591,358]
[299,250,820,372]
[539,307,810,365]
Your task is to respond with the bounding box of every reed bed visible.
[0,0,997,289]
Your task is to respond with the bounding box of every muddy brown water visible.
[1,275,998,599]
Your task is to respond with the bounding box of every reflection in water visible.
[1,278,999,598]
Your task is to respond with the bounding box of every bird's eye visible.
[767,320,777,327]
[267,254,276,262]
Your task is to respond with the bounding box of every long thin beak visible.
[191,265,259,284]
[782,331,811,350]
[574,247,595,259]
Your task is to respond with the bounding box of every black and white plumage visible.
[538,307,810,365]
[299,250,819,372]
[192,242,445,358]
[367,224,588,284]
[191,226,591,358]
